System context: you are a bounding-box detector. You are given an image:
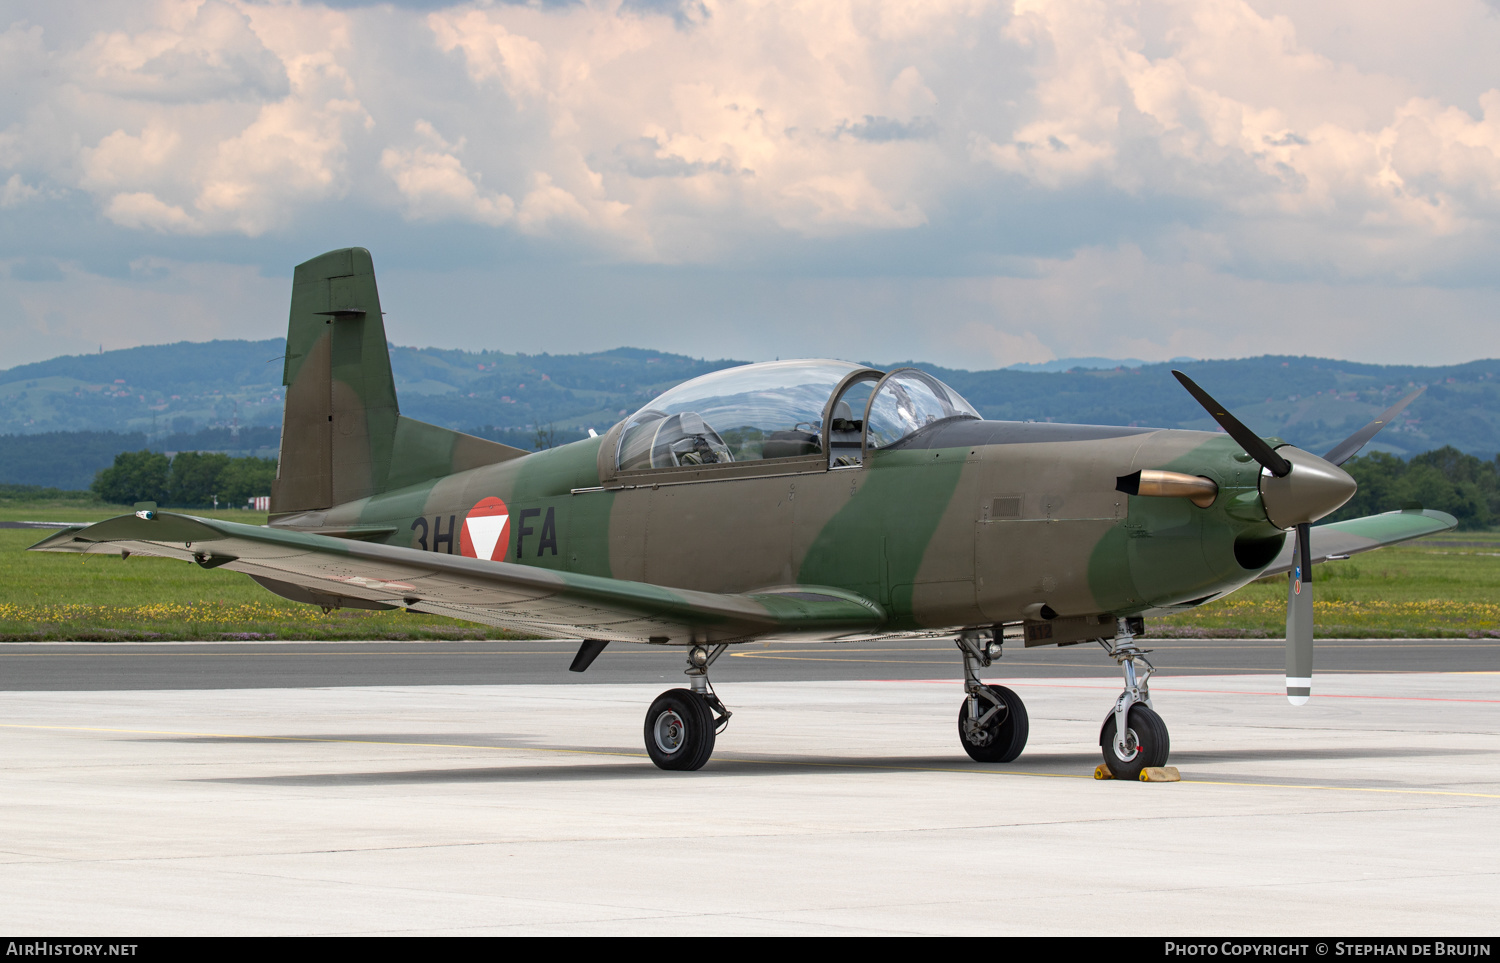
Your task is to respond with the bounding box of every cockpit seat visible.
[650,411,734,468]
[762,429,820,460]
[827,400,863,467]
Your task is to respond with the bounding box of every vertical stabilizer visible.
[271,248,524,515]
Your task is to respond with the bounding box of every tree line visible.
[0,427,281,490]
[92,450,276,508]
[1326,446,1500,530]
[87,443,1500,525]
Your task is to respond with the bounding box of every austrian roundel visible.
[459,496,511,562]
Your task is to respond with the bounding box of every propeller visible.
[1171,372,1419,705]
[1286,521,1313,705]
[1321,387,1425,467]
[1172,371,1292,477]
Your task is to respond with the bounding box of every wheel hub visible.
[1113,727,1140,762]
[653,709,686,754]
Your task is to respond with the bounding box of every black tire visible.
[957,684,1030,763]
[644,689,716,771]
[1099,703,1170,780]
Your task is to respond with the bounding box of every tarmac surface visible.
[3,635,1500,689]
[1,639,1497,935]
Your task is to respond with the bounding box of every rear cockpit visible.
[615,359,981,472]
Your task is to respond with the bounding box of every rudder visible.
[271,248,524,516]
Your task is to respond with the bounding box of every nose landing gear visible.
[643,644,733,771]
[956,629,1030,762]
[1098,619,1170,779]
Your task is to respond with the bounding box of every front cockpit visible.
[614,360,981,472]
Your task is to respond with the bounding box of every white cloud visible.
[0,174,38,208]
[195,90,367,235]
[14,0,1496,267]
[81,125,183,192]
[103,191,202,233]
[5,0,367,237]
[0,0,1498,368]
[981,0,1500,277]
[428,8,547,102]
[418,0,972,254]
[380,120,514,226]
[71,0,288,102]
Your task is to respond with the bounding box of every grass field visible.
[0,500,520,641]
[1,500,1495,641]
[1155,531,1500,638]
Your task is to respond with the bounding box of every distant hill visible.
[0,339,737,440]
[1,341,1496,488]
[898,355,1496,461]
[1005,356,1176,372]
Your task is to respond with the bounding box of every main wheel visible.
[644,688,716,771]
[1099,703,1170,780]
[957,684,1030,762]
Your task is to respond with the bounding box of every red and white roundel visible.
[460,496,511,562]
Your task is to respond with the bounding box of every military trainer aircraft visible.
[32,248,1456,778]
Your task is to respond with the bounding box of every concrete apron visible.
[0,673,1496,935]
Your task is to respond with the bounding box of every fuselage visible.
[280,418,1286,632]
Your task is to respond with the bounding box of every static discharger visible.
[1094,764,1182,782]
[1116,470,1219,508]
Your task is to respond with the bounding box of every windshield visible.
[864,368,981,449]
[617,360,864,470]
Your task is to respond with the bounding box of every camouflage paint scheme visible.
[32,249,1455,648]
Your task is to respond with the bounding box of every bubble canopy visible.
[615,359,980,470]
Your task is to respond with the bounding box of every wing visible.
[1260,508,1457,577]
[28,512,885,644]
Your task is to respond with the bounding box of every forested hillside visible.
[912,355,1496,461]
[2,340,1497,489]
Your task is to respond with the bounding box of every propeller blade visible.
[1321,386,1427,467]
[1285,522,1313,705]
[1172,370,1292,477]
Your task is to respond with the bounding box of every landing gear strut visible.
[956,628,1029,762]
[1098,619,1170,779]
[643,644,732,771]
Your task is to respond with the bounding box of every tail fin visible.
[271,248,525,516]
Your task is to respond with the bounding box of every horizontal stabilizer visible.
[29,512,886,645]
[1261,509,1457,577]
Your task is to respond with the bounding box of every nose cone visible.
[1259,446,1358,529]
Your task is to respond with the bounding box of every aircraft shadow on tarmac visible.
[139,732,560,749]
[1156,745,1488,763]
[185,743,1486,787]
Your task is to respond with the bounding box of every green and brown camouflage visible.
[273,247,525,513]
[34,247,1455,649]
[31,246,1462,773]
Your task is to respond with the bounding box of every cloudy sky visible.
[2,0,1498,370]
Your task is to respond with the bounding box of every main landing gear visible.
[1098,618,1170,779]
[956,629,1030,762]
[643,644,733,771]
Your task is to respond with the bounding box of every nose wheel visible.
[1097,620,1171,779]
[643,644,732,771]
